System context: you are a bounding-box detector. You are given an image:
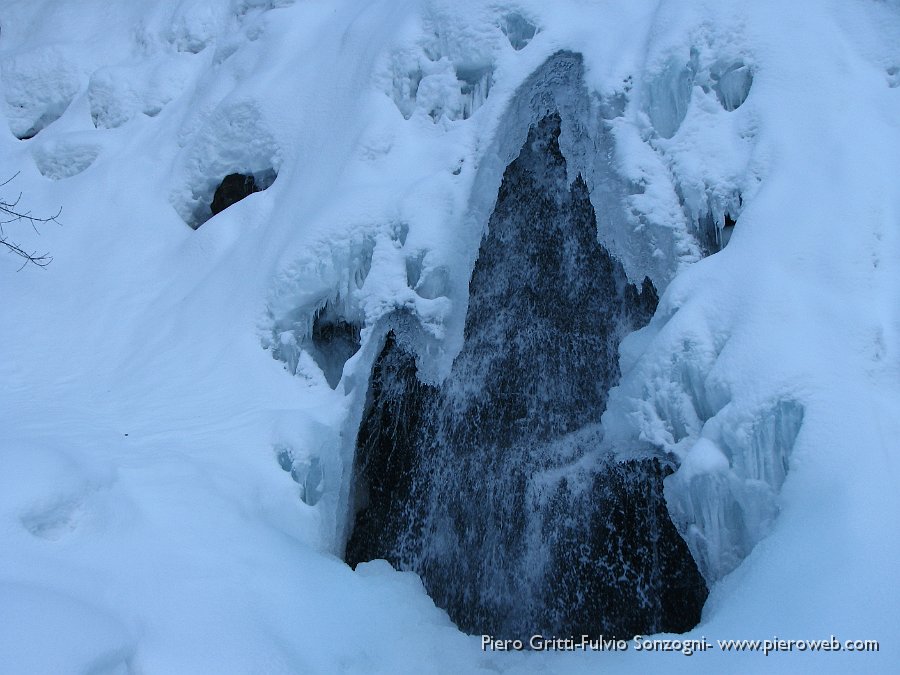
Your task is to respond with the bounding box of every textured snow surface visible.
[1,0,899,672]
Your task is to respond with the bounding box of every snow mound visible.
[88,56,197,128]
[1,46,82,139]
[31,136,101,180]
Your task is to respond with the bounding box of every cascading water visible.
[345,114,707,639]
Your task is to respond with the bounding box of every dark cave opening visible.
[189,168,278,228]
[309,301,362,389]
[345,114,707,640]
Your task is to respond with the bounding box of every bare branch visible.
[0,174,61,269]
[1,234,52,268]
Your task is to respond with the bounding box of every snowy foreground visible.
[1,0,899,672]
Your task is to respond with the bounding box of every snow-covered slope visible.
[1,0,898,672]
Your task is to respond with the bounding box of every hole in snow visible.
[21,497,83,541]
[645,54,696,139]
[189,168,276,228]
[406,257,450,300]
[390,66,424,120]
[711,61,753,111]
[499,13,537,51]
[171,100,280,228]
[275,444,325,506]
[88,57,194,129]
[345,114,706,640]
[14,114,58,141]
[696,210,737,253]
[271,297,363,389]
[267,234,376,385]
[690,193,742,254]
[89,68,140,129]
[405,252,425,289]
[211,173,261,215]
[392,62,494,122]
[455,65,493,120]
[309,302,362,389]
[887,66,900,88]
[166,3,221,54]
[1,47,82,140]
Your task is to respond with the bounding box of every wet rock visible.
[346,114,706,640]
[210,172,260,215]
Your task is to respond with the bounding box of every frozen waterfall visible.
[344,114,707,640]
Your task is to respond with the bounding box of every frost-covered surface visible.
[1,0,899,672]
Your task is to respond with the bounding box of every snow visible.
[1,0,899,672]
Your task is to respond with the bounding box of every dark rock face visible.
[345,114,707,640]
[210,173,260,216]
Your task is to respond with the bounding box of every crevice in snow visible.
[676,181,744,255]
[454,65,493,121]
[643,50,754,138]
[271,295,364,390]
[699,210,736,253]
[405,252,451,300]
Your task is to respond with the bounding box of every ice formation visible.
[665,399,804,581]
